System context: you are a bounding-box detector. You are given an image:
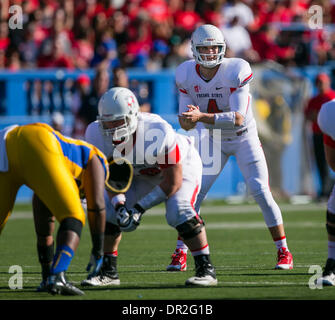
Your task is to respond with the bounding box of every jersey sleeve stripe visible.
[159,144,181,169]
[179,88,188,94]
[245,95,250,114]
[240,73,253,86]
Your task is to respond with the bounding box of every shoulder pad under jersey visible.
[221,58,253,88]
[175,60,195,91]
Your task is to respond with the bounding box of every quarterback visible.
[82,87,217,286]
[168,24,293,271]
[316,100,335,286]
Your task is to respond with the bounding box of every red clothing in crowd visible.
[305,90,335,134]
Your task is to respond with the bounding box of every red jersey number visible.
[207,99,222,113]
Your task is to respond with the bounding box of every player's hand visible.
[119,206,144,232]
[181,105,201,123]
[86,251,103,278]
[116,204,130,227]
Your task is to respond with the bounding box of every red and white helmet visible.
[97,87,139,145]
[191,24,226,68]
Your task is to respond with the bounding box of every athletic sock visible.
[176,237,188,253]
[37,243,54,280]
[274,236,289,251]
[50,245,74,275]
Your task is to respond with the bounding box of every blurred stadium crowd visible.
[1,0,335,71]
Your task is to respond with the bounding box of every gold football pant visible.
[0,124,85,234]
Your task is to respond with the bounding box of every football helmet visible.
[97,87,139,145]
[191,24,226,68]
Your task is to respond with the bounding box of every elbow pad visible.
[214,112,236,129]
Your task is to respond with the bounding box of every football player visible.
[168,24,293,271]
[316,99,335,286]
[0,122,109,296]
[82,86,217,287]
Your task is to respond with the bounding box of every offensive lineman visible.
[316,100,335,286]
[82,86,217,286]
[167,24,293,271]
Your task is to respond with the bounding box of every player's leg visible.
[166,151,217,286]
[82,190,122,286]
[166,201,217,286]
[317,184,335,286]
[0,172,20,235]
[81,180,154,286]
[16,125,85,295]
[235,134,293,269]
[168,142,227,271]
[32,193,55,291]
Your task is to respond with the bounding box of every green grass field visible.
[0,200,333,301]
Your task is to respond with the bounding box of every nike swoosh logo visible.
[216,87,223,90]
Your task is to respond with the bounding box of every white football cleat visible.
[185,274,218,286]
[316,273,335,287]
[81,274,120,286]
[185,254,218,286]
[316,258,335,286]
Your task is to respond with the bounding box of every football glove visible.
[86,252,103,278]
[119,204,145,232]
[116,204,131,228]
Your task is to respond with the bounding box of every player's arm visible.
[325,145,335,171]
[117,139,182,232]
[83,153,106,266]
[181,105,244,128]
[117,163,182,232]
[177,83,197,131]
[324,135,335,171]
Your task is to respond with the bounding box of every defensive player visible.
[82,86,217,286]
[168,24,293,271]
[0,122,109,295]
[316,100,335,286]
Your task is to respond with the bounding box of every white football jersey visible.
[176,58,257,136]
[85,112,193,183]
[318,99,335,140]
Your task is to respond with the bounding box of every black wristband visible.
[91,233,104,258]
[115,203,125,211]
[134,203,145,214]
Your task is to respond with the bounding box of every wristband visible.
[137,185,167,211]
[111,194,126,208]
[214,111,236,129]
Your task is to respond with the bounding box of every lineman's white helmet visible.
[191,24,226,68]
[97,87,139,145]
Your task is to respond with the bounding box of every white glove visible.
[116,205,130,227]
[119,205,144,232]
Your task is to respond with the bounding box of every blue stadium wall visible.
[0,66,331,202]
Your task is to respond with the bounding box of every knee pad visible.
[105,222,121,237]
[59,217,83,238]
[326,210,335,236]
[176,216,204,240]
